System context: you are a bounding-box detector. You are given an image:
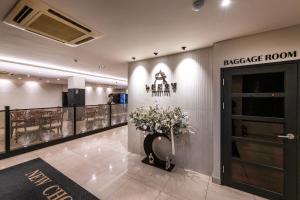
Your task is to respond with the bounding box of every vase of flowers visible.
[129,105,191,171]
[129,105,190,137]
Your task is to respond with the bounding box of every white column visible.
[68,77,85,89]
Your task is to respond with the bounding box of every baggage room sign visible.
[224,51,298,66]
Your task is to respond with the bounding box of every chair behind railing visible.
[10,107,74,149]
[2,104,126,152]
[41,109,64,135]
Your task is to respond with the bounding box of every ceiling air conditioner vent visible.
[4,0,103,46]
[47,9,91,33]
[75,37,94,45]
[13,6,33,23]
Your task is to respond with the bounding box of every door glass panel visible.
[232,141,283,168]
[232,72,284,93]
[232,97,284,118]
[232,120,284,143]
[232,160,284,194]
[230,72,285,195]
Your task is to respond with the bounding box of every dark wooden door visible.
[221,62,298,200]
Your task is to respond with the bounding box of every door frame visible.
[220,60,300,199]
[297,60,300,200]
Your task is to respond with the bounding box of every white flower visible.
[129,105,191,136]
[155,123,160,130]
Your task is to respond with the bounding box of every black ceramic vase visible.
[141,132,175,172]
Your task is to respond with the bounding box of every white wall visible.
[128,48,213,175]
[68,77,85,89]
[0,79,64,109]
[0,78,123,109]
[85,86,112,105]
[211,25,300,181]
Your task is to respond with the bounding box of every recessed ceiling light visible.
[221,0,231,7]
[192,0,205,12]
[57,78,60,81]
[98,64,105,69]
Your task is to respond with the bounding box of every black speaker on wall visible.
[67,89,85,107]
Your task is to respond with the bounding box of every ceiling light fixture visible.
[221,0,231,7]
[154,52,158,56]
[57,78,60,81]
[132,57,136,61]
[98,64,105,70]
[0,56,127,84]
[181,46,187,51]
[192,0,206,12]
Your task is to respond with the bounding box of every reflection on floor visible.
[0,126,266,200]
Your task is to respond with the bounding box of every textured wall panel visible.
[128,48,213,175]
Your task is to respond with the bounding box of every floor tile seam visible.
[161,173,171,190]
[204,177,210,200]
[154,191,163,200]
[126,172,167,193]
[206,183,257,200]
[92,171,130,199]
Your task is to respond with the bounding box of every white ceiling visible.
[0,0,300,84]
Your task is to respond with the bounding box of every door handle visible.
[277,133,296,140]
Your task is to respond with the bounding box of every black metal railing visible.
[0,104,127,159]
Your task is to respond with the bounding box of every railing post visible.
[109,104,112,127]
[5,106,11,153]
[73,106,77,136]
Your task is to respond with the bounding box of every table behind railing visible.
[0,104,127,157]
[111,104,128,126]
[76,104,110,134]
[10,107,74,150]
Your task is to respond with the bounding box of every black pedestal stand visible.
[141,133,175,172]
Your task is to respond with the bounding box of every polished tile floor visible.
[0,126,266,200]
